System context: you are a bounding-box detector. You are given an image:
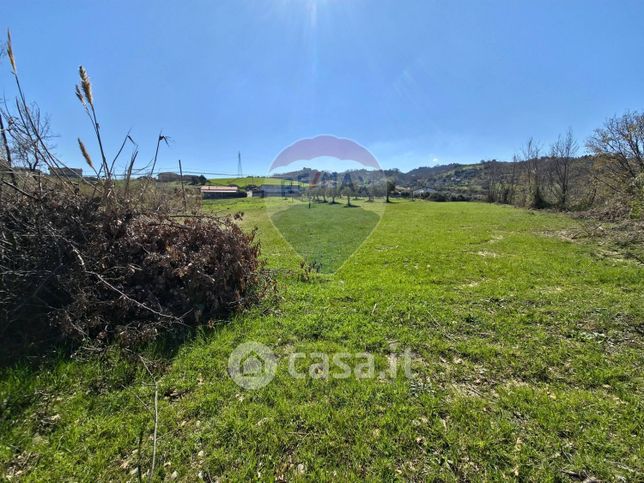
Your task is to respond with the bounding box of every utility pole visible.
[237,151,243,178]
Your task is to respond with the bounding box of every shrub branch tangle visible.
[0,31,266,350]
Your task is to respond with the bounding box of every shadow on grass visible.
[0,320,233,370]
[0,322,74,370]
[0,320,232,435]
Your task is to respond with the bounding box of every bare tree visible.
[0,100,56,173]
[485,158,518,205]
[507,156,519,205]
[519,138,545,207]
[484,160,501,202]
[0,31,79,198]
[549,128,579,209]
[586,111,644,192]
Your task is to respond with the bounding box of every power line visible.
[107,169,265,179]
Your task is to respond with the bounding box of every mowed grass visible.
[1,200,642,481]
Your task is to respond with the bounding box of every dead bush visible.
[0,190,265,348]
[0,33,269,356]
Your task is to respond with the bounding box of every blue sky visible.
[2,0,644,176]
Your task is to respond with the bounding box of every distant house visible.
[395,186,411,195]
[49,167,82,178]
[254,184,301,198]
[200,185,247,199]
[412,188,436,197]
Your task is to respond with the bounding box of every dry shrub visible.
[0,35,269,356]
[0,189,266,349]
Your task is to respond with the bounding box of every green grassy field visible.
[271,201,381,273]
[1,199,642,481]
[208,177,304,189]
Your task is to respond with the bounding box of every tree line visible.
[484,111,644,219]
[300,172,396,206]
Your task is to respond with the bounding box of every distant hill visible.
[208,157,594,202]
[270,163,491,198]
[398,163,489,197]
